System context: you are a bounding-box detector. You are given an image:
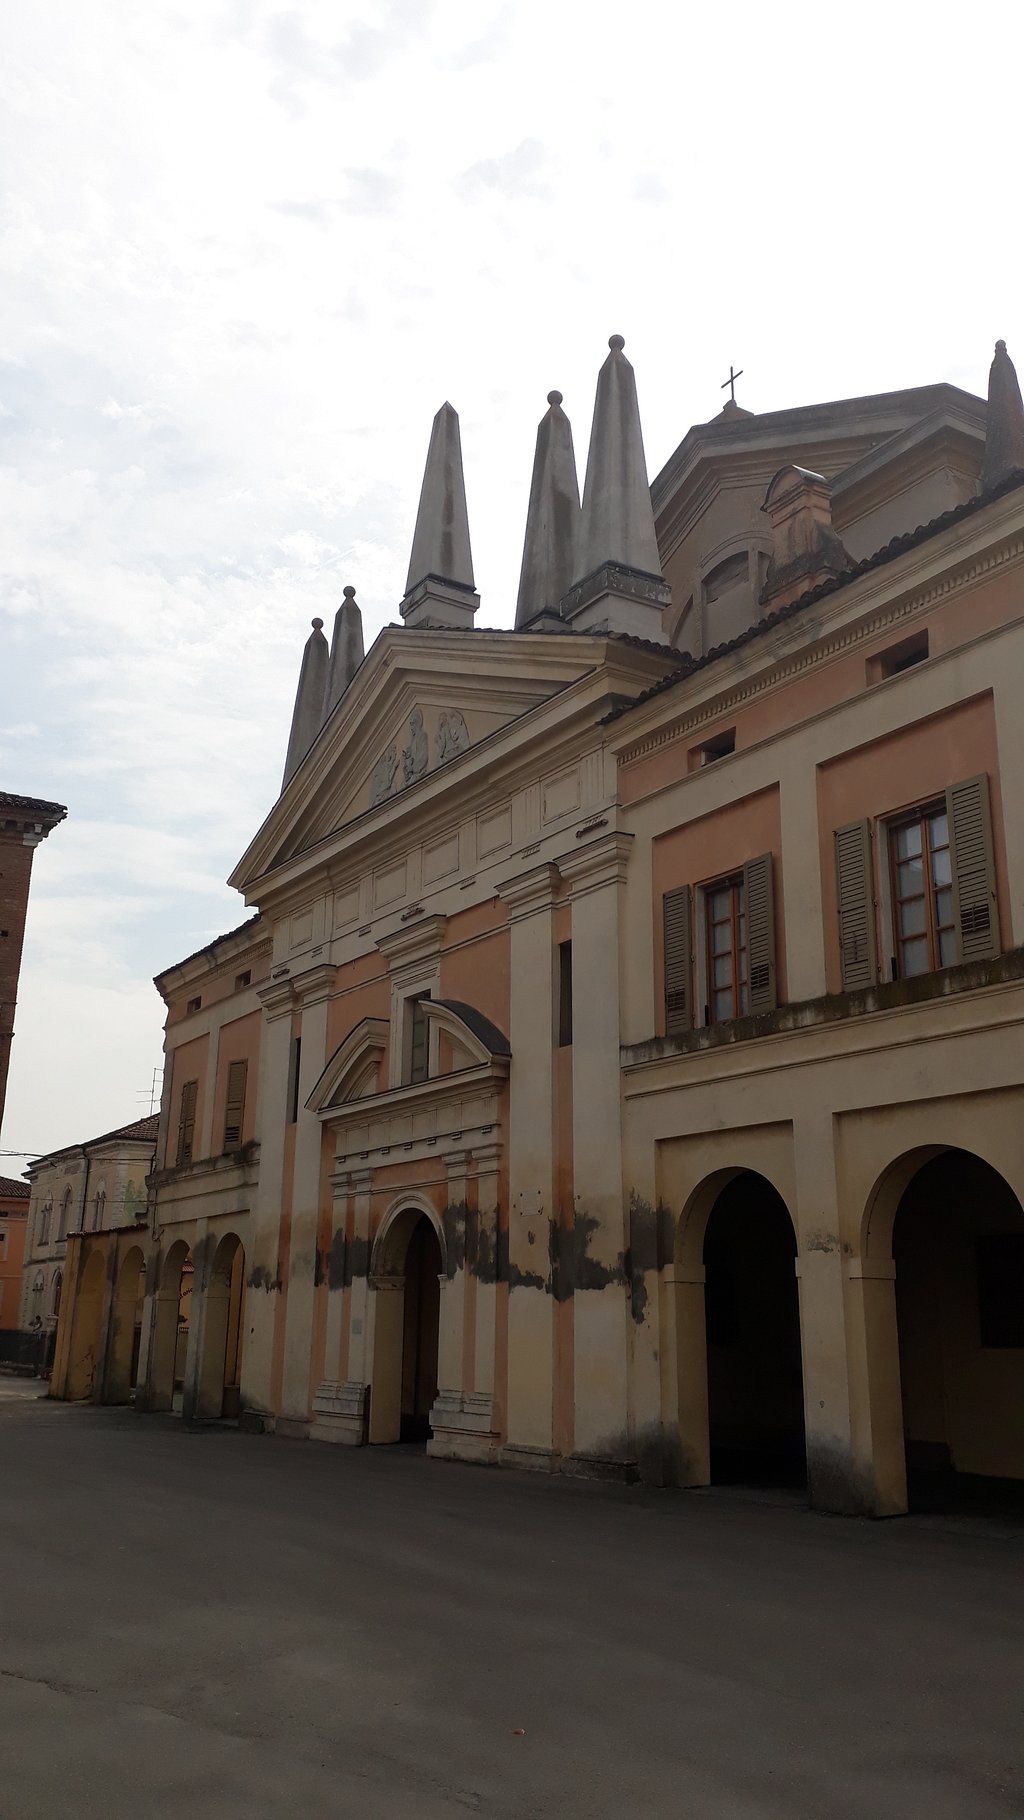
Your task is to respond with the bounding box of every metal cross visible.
[721,364,744,403]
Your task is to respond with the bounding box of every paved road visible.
[0,1400,1020,1818]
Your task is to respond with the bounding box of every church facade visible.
[81,332,1024,1516]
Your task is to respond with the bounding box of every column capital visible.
[257,978,296,1021]
[496,862,560,921]
[292,961,337,1006]
[557,831,633,898]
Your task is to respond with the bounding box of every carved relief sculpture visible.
[402,707,428,785]
[370,742,399,806]
[436,708,470,764]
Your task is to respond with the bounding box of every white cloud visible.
[0,0,1018,1169]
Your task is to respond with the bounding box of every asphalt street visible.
[0,1392,1020,1818]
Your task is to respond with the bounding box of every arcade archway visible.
[368,1207,443,1445]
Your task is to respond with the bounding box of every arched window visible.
[52,1272,62,1318]
[38,1196,53,1246]
[92,1188,106,1231]
[58,1187,73,1240]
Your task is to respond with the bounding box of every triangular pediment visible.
[230,625,620,891]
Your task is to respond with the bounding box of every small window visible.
[705,875,747,1023]
[287,1035,302,1124]
[57,1187,73,1241]
[176,1079,198,1166]
[889,804,955,978]
[234,970,251,991]
[407,996,430,1086]
[869,629,929,683]
[39,1197,52,1245]
[186,995,202,1015]
[222,1060,248,1151]
[698,728,736,767]
[92,1189,106,1231]
[558,942,573,1047]
[977,1235,1024,1347]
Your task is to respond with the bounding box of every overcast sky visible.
[1,1,1018,1174]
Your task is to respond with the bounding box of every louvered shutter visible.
[176,1079,198,1166]
[743,852,777,1014]
[834,820,877,991]
[223,1060,248,1150]
[663,886,692,1037]
[947,775,1000,963]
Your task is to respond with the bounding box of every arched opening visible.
[148,1240,192,1413]
[196,1233,246,1420]
[105,1247,146,1404]
[892,1150,1024,1511]
[66,1248,107,1401]
[369,1209,443,1446]
[702,1172,805,1488]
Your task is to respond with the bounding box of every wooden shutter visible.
[176,1079,198,1166]
[663,886,692,1037]
[223,1060,248,1150]
[743,852,777,1014]
[834,820,877,991]
[947,775,1000,963]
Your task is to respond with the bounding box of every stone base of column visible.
[427,1390,501,1465]
[499,1442,562,1473]
[238,1408,275,1435]
[310,1379,369,1446]
[561,1451,641,1484]
[275,1416,311,1441]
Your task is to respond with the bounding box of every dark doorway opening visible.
[703,1173,806,1489]
[894,1149,1024,1516]
[400,1217,441,1443]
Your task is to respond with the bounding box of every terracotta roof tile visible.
[0,1176,29,1197]
[604,469,1024,725]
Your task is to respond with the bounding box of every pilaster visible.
[279,963,336,1432]
[497,864,559,1469]
[559,834,633,1470]
[240,975,294,1420]
[311,1165,372,1445]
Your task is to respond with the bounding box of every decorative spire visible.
[981,339,1024,492]
[321,585,365,724]
[515,390,581,629]
[576,335,662,581]
[400,402,480,630]
[281,617,329,790]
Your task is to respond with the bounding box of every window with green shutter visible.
[222,1060,248,1151]
[835,820,878,992]
[947,774,1000,963]
[663,885,692,1036]
[176,1078,198,1167]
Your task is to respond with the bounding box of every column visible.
[559,834,632,1470]
[279,963,335,1434]
[312,1165,372,1444]
[845,1256,907,1516]
[180,1214,209,1422]
[240,978,294,1423]
[497,865,559,1469]
[792,1108,861,1513]
[428,1151,469,1459]
[470,1140,501,1453]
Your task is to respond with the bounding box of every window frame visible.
[698,872,749,1026]
[886,799,956,981]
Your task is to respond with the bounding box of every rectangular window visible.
[558,942,573,1047]
[977,1234,1024,1348]
[186,995,202,1015]
[868,629,929,683]
[408,996,429,1085]
[222,1060,248,1151]
[705,875,747,1022]
[287,1035,302,1124]
[176,1078,198,1167]
[889,804,955,978]
[234,969,251,991]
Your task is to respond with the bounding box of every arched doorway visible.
[369,1209,443,1445]
[892,1150,1024,1509]
[196,1233,246,1420]
[702,1172,805,1487]
[105,1247,146,1404]
[66,1248,106,1401]
[148,1240,192,1413]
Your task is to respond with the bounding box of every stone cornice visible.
[291,960,337,1005]
[615,519,1024,768]
[257,978,296,1021]
[375,913,447,968]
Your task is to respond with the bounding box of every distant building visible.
[0,1176,30,1356]
[56,332,1024,1514]
[22,1115,157,1388]
[0,792,66,1143]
